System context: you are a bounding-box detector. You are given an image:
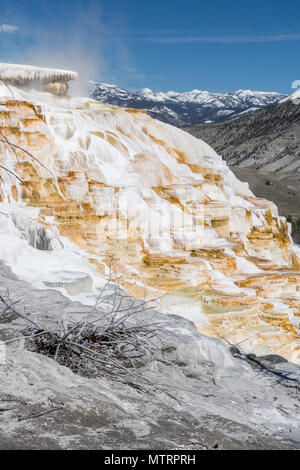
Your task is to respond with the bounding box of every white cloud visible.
[0,24,19,33]
[122,66,136,73]
[291,80,300,89]
[135,33,300,44]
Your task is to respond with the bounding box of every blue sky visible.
[0,0,299,94]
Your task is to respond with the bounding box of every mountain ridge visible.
[89,81,285,127]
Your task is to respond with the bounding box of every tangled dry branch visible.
[0,285,169,393]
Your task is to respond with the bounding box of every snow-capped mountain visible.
[280,87,300,104]
[88,81,286,127]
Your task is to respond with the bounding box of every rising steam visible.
[0,1,134,96]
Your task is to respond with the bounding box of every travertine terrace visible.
[0,77,300,363]
[0,63,78,95]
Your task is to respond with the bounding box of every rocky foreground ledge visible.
[0,262,300,450]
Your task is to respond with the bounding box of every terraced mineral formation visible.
[0,63,77,95]
[0,80,300,363]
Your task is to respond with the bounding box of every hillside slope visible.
[186,99,300,173]
[230,167,300,243]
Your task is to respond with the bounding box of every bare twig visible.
[0,139,55,180]
[18,407,63,421]
[0,130,19,162]
[0,79,14,99]
[0,165,26,186]
[0,299,20,318]
[0,294,41,329]
[222,336,300,388]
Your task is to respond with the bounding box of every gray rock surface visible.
[0,262,300,450]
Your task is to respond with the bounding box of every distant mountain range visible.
[185,90,300,173]
[89,81,285,127]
